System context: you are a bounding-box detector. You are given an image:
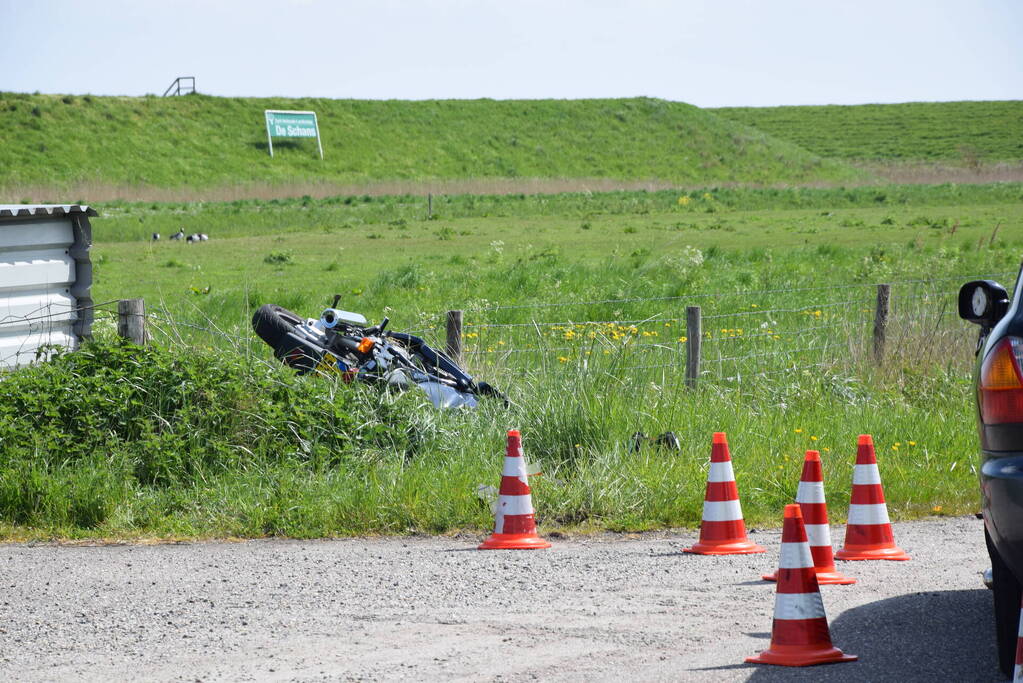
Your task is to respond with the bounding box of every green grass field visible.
[713,100,1023,163]
[2,92,1022,539]
[0,93,862,193]
[1,182,1019,539]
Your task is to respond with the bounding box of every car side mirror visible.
[959,280,1009,327]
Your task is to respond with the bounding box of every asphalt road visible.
[0,516,1001,682]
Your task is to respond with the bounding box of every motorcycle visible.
[252,296,505,409]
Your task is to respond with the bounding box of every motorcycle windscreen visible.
[417,381,479,409]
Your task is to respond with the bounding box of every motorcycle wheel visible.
[252,304,328,372]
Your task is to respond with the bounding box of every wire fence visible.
[0,272,1009,389]
[438,274,998,386]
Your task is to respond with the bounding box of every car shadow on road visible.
[741,589,1001,682]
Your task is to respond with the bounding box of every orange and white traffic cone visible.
[479,429,551,550]
[747,504,858,667]
[763,450,856,585]
[684,432,766,555]
[835,434,910,561]
[1014,596,1023,681]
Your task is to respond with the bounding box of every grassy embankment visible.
[0,93,863,200]
[2,183,1021,539]
[713,100,1023,182]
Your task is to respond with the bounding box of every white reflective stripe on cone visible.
[852,463,882,485]
[708,461,736,483]
[795,480,826,504]
[773,591,827,620]
[847,503,891,525]
[495,495,535,516]
[502,458,527,478]
[779,541,815,569]
[804,523,832,548]
[701,499,743,522]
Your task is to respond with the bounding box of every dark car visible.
[959,274,1023,677]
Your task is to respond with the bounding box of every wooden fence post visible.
[428,193,433,219]
[445,309,463,363]
[686,305,702,389]
[873,284,890,363]
[118,298,147,345]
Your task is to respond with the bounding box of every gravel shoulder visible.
[0,517,998,682]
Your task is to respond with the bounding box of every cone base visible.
[835,545,910,561]
[479,533,551,550]
[746,645,858,667]
[684,539,766,555]
[762,569,857,585]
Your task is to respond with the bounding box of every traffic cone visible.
[1014,596,1023,682]
[835,434,910,561]
[763,451,856,585]
[683,432,766,555]
[746,504,858,667]
[479,430,551,550]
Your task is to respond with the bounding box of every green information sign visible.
[264,109,323,159]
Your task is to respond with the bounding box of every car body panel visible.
[981,453,1023,578]
[971,265,1023,584]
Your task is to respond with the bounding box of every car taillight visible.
[980,337,1023,424]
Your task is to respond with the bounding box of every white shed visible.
[0,204,94,368]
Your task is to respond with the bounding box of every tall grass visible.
[0,317,980,540]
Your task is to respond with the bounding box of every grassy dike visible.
[712,100,1023,163]
[0,93,862,192]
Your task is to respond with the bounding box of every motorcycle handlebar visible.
[362,317,390,336]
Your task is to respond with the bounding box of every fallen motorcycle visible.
[252,297,505,409]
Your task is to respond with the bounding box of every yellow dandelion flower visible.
[810,435,818,441]
[557,356,569,363]
[932,505,942,513]
[908,441,916,446]
[751,303,758,308]
[678,336,688,343]
[892,445,899,450]
[677,196,691,206]
[823,447,831,452]
[794,428,803,433]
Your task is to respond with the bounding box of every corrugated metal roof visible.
[0,204,97,219]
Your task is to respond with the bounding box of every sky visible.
[0,0,1020,107]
